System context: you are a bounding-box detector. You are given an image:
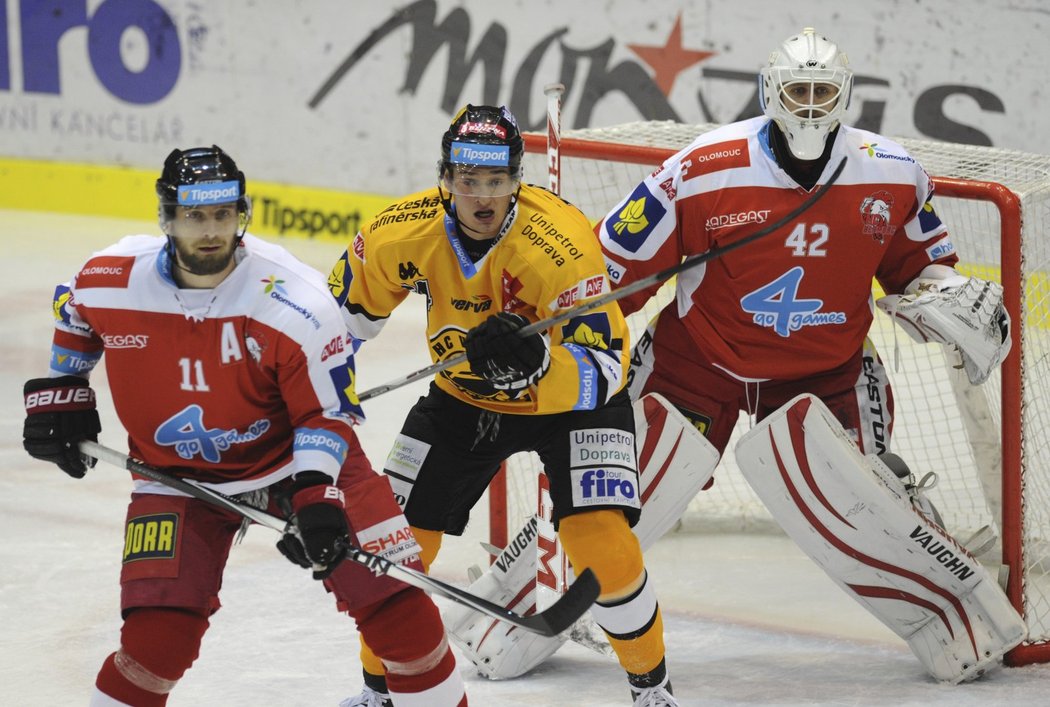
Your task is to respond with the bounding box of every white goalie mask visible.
[759,27,853,160]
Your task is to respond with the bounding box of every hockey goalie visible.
[447,24,1018,686]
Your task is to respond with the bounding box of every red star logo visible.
[627,14,715,96]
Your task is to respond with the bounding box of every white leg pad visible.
[632,392,721,548]
[734,393,1026,683]
[444,517,568,679]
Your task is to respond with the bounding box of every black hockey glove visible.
[276,472,350,580]
[465,312,551,391]
[23,376,101,479]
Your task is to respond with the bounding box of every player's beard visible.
[173,237,238,276]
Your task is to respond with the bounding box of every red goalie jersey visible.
[49,234,366,494]
[596,117,959,381]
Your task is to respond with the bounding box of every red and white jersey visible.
[597,117,958,381]
[49,234,365,494]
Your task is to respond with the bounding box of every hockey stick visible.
[544,82,565,195]
[358,155,848,401]
[78,440,599,637]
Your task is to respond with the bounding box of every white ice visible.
[2,209,1048,706]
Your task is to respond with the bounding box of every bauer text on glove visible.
[23,375,101,478]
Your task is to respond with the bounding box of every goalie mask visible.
[156,145,252,239]
[439,104,524,197]
[759,27,853,160]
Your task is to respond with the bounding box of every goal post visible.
[487,120,1050,666]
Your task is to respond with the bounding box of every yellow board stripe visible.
[0,157,393,242]
[5,157,1047,329]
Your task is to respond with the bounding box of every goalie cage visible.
[483,120,1050,667]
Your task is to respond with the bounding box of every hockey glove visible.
[23,376,101,479]
[277,472,350,580]
[876,276,1010,385]
[465,312,551,391]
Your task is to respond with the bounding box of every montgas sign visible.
[310,0,1005,146]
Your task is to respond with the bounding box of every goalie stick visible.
[79,440,599,637]
[358,155,847,401]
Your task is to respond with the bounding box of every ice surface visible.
[2,210,1047,705]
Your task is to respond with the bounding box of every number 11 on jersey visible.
[179,357,210,392]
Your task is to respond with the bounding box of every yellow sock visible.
[559,511,665,675]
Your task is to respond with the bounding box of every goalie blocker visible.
[446,393,720,678]
[734,393,1025,683]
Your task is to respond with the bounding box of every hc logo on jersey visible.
[603,183,666,253]
[859,190,896,242]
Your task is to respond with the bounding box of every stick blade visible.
[519,568,601,636]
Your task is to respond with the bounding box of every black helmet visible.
[156,145,250,225]
[439,104,524,180]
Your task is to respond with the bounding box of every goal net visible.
[488,120,1050,665]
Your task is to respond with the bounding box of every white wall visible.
[0,0,1045,195]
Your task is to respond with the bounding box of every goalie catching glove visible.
[277,472,350,580]
[876,275,1010,385]
[23,375,101,478]
[465,312,551,390]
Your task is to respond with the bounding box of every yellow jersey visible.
[328,184,630,414]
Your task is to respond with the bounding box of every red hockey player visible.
[21,146,467,706]
[597,27,1019,682]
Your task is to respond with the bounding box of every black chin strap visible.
[437,182,520,243]
[437,183,459,233]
